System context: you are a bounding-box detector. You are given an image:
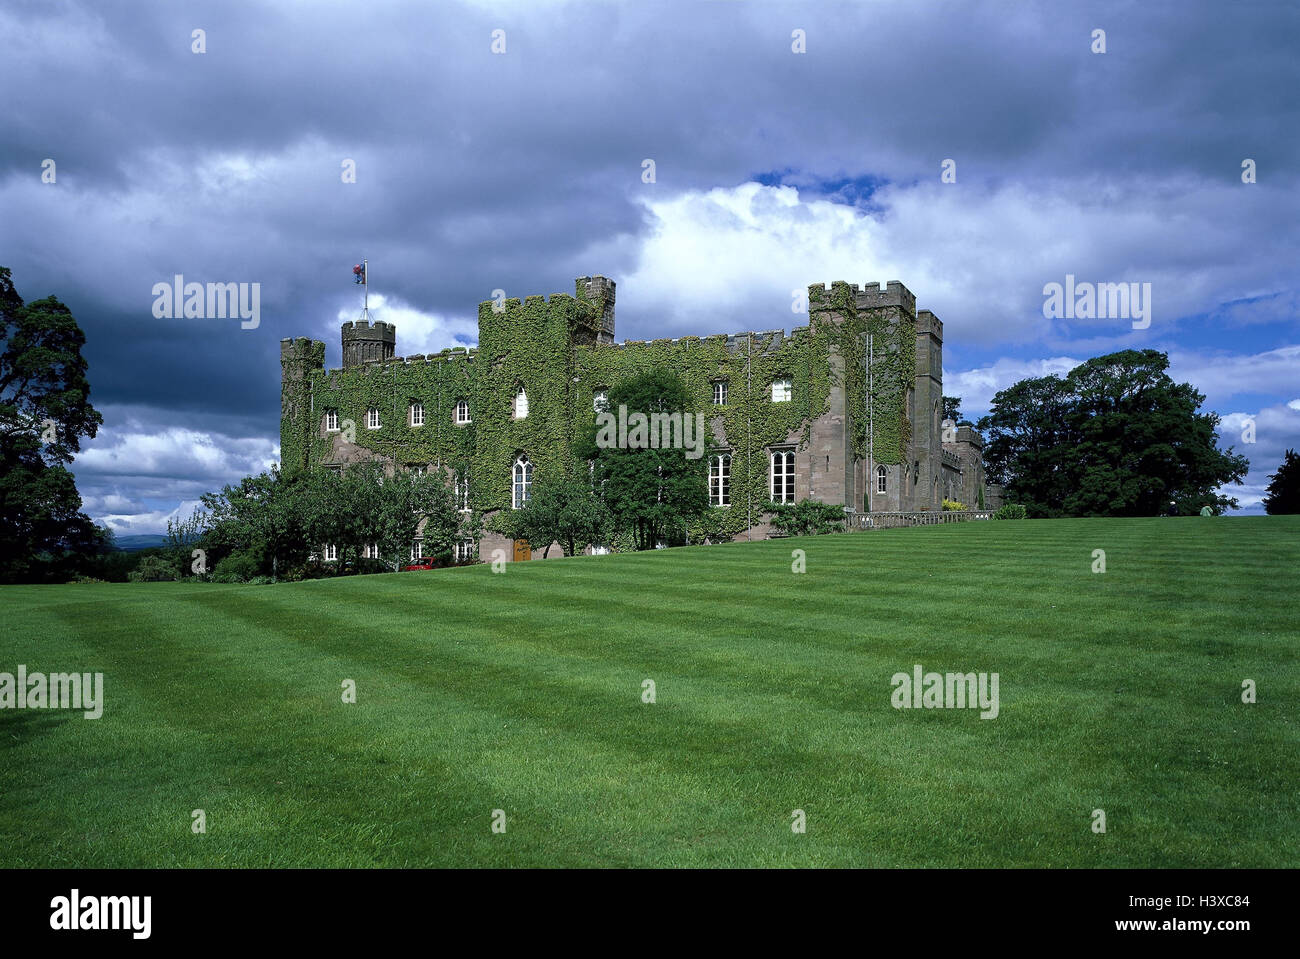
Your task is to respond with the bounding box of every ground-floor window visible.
[770,449,795,503]
[455,539,475,562]
[709,453,731,506]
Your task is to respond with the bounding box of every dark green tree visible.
[500,465,610,556]
[373,466,469,568]
[0,267,107,582]
[580,368,709,549]
[201,468,319,578]
[942,395,962,424]
[978,350,1248,517]
[1263,449,1300,515]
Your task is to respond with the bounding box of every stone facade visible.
[281,276,994,558]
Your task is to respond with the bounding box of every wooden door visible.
[512,539,531,562]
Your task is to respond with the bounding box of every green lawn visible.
[1,516,1296,867]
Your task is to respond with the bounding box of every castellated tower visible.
[944,424,987,509]
[913,309,944,510]
[341,320,396,368]
[574,275,616,345]
[279,336,326,473]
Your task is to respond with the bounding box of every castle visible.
[280,276,999,560]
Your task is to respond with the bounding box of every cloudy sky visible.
[2,0,1297,532]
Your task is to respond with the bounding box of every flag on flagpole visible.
[352,263,366,285]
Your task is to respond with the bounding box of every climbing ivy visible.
[808,281,914,465]
[280,279,916,544]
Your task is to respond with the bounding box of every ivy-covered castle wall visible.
[279,275,987,553]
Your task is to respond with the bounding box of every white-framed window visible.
[712,380,728,405]
[770,449,795,503]
[455,399,471,424]
[410,542,422,561]
[324,544,338,562]
[709,453,731,507]
[512,454,533,509]
[513,387,529,419]
[410,403,424,427]
[455,539,475,562]
[410,464,427,478]
[590,545,610,556]
[771,378,792,403]
[366,407,381,430]
[454,474,471,512]
[593,390,608,413]
[877,464,888,494]
[362,543,380,560]
[325,409,339,431]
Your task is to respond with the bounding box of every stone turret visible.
[341,320,396,368]
[279,336,326,473]
[575,275,616,345]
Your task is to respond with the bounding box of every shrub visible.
[768,500,847,536]
[213,550,262,582]
[128,555,181,582]
[993,503,1028,520]
[942,498,967,511]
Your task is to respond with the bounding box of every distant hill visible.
[111,534,170,552]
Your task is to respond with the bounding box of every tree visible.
[977,350,1249,517]
[501,466,610,556]
[0,267,107,582]
[373,466,469,568]
[202,469,316,578]
[1263,449,1300,515]
[167,507,209,578]
[580,368,710,550]
[942,395,963,424]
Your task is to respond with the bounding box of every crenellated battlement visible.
[590,328,791,355]
[916,309,943,339]
[809,279,917,317]
[341,318,396,368]
[324,344,477,376]
[341,319,396,334]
